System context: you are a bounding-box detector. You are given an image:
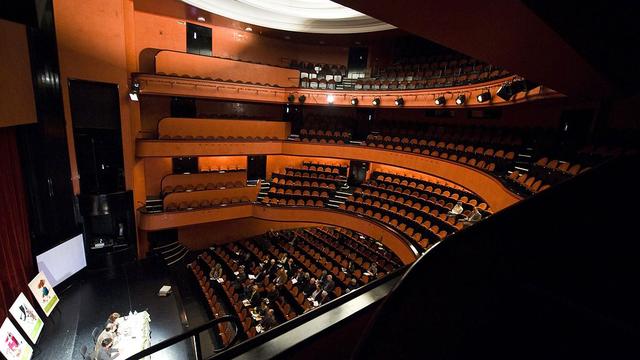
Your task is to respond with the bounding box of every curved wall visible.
[137,140,521,211]
[139,204,419,264]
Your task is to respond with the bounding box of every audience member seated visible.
[96,338,119,360]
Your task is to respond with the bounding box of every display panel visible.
[36,233,87,287]
[0,318,33,360]
[27,273,59,317]
[8,293,43,344]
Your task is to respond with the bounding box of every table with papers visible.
[95,311,151,359]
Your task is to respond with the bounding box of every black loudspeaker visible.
[348,160,369,186]
[78,190,137,269]
[247,155,267,180]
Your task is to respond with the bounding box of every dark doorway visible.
[247,155,267,181]
[69,80,125,195]
[172,157,198,174]
[348,47,369,72]
[348,160,369,186]
[171,97,197,118]
[187,22,212,56]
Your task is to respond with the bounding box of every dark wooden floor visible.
[33,257,194,360]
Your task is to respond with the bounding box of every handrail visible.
[124,315,242,360]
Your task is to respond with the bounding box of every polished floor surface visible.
[33,258,193,360]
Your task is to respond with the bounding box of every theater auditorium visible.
[0,0,639,359]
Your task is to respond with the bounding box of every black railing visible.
[124,315,241,360]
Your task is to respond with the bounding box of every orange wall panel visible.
[53,0,135,195]
[158,118,291,139]
[144,157,173,195]
[0,19,37,128]
[155,51,300,87]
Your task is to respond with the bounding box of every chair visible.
[91,327,100,343]
[80,345,90,360]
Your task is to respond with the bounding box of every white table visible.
[95,311,151,359]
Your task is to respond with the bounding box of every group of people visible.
[205,229,367,333]
[96,312,121,360]
[448,201,483,224]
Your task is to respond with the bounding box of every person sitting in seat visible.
[248,285,261,307]
[260,309,278,331]
[345,278,358,293]
[210,263,223,280]
[303,278,316,297]
[316,290,330,306]
[463,206,483,223]
[448,201,464,217]
[368,263,378,277]
[284,258,295,274]
[96,338,119,360]
[322,274,335,293]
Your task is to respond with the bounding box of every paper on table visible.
[291,279,297,284]
[248,275,256,280]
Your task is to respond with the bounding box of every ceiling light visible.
[298,95,306,104]
[372,97,380,106]
[455,94,466,105]
[351,98,358,106]
[394,97,404,107]
[197,16,206,22]
[245,26,253,32]
[434,96,445,106]
[327,94,335,104]
[287,94,295,103]
[476,91,491,103]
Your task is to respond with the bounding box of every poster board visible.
[27,272,59,317]
[0,318,33,360]
[8,293,44,344]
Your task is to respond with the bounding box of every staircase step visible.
[167,248,189,266]
[152,241,178,251]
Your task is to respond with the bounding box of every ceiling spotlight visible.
[244,27,253,32]
[129,81,140,101]
[287,94,295,103]
[496,82,513,101]
[455,94,466,105]
[351,98,359,106]
[434,96,445,106]
[394,97,404,107]
[372,97,380,106]
[477,91,491,103]
[197,16,206,22]
[327,94,335,104]
[298,95,306,104]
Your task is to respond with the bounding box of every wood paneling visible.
[156,50,300,87]
[158,118,290,139]
[0,19,36,128]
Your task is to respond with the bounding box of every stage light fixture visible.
[455,94,466,105]
[372,97,380,106]
[298,95,306,104]
[434,96,445,106]
[287,94,295,103]
[394,97,404,107]
[496,82,513,101]
[477,91,491,103]
[129,81,140,101]
[327,94,335,104]
[351,98,358,106]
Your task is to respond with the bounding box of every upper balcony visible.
[132,50,563,108]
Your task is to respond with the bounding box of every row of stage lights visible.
[288,91,493,107]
